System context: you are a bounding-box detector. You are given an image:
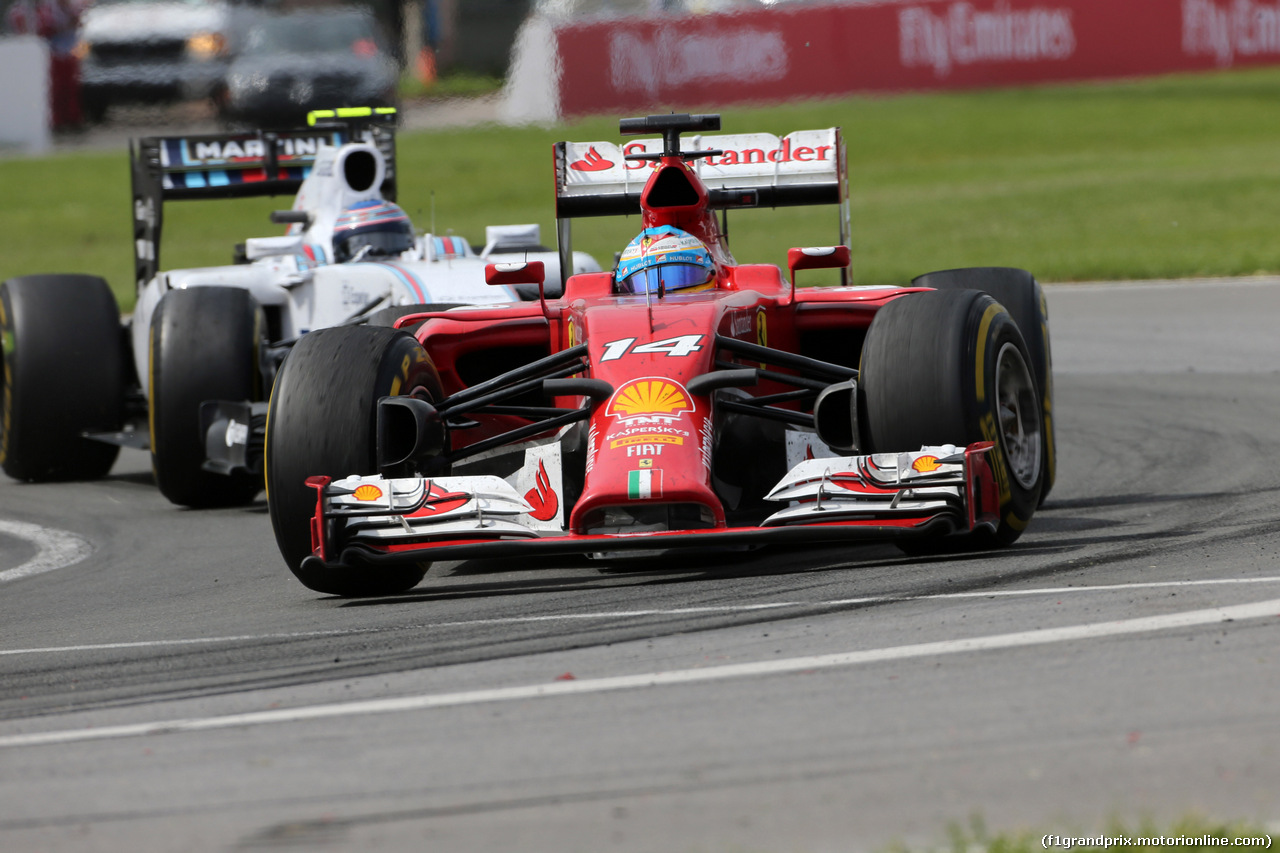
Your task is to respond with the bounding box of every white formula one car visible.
[0,109,600,506]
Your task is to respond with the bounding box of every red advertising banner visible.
[550,0,1280,117]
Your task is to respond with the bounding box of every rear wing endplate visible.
[130,118,397,289]
[553,128,848,281]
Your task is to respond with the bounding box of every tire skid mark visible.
[1,594,1279,750]
[3,575,1280,656]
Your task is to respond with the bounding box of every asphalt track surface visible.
[1,278,1279,852]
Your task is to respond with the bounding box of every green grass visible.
[9,65,1280,313]
[398,69,505,100]
[886,814,1272,853]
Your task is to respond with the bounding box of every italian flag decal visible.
[627,469,663,499]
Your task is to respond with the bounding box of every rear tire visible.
[1,274,124,481]
[860,288,1043,547]
[149,287,263,507]
[912,267,1055,503]
[265,325,443,597]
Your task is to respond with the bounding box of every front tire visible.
[912,267,1055,503]
[149,287,263,507]
[1,274,124,481]
[860,288,1043,546]
[265,325,443,597]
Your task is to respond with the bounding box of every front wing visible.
[300,444,1000,572]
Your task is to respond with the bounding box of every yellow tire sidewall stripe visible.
[973,302,1002,404]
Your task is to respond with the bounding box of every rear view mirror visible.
[786,246,852,299]
[787,245,851,274]
[244,235,305,260]
[484,261,545,287]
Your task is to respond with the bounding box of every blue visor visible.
[617,263,713,294]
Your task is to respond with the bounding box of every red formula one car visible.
[264,114,1055,597]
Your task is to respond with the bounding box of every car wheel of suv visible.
[149,287,263,507]
[911,267,1055,504]
[1,274,124,481]
[82,95,108,125]
[860,288,1044,549]
[265,325,444,597]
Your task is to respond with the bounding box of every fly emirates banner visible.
[545,0,1280,116]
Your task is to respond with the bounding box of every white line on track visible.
[0,520,92,584]
[3,576,1280,657]
[2,595,1278,750]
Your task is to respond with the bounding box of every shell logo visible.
[606,378,693,419]
[353,484,384,501]
[912,456,941,473]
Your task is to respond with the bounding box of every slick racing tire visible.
[1,274,124,481]
[912,267,1055,504]
[860,288,1044,548]
[149,287,263,508]
[265,325,444,597]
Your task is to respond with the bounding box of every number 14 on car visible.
[599,335,705,361]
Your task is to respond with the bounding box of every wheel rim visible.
[994,341,1042,490]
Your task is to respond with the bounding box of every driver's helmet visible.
[615,226,716,295]
[332,199,415,263]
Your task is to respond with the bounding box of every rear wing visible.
[130,115,397,289]
[553,128,849,278]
